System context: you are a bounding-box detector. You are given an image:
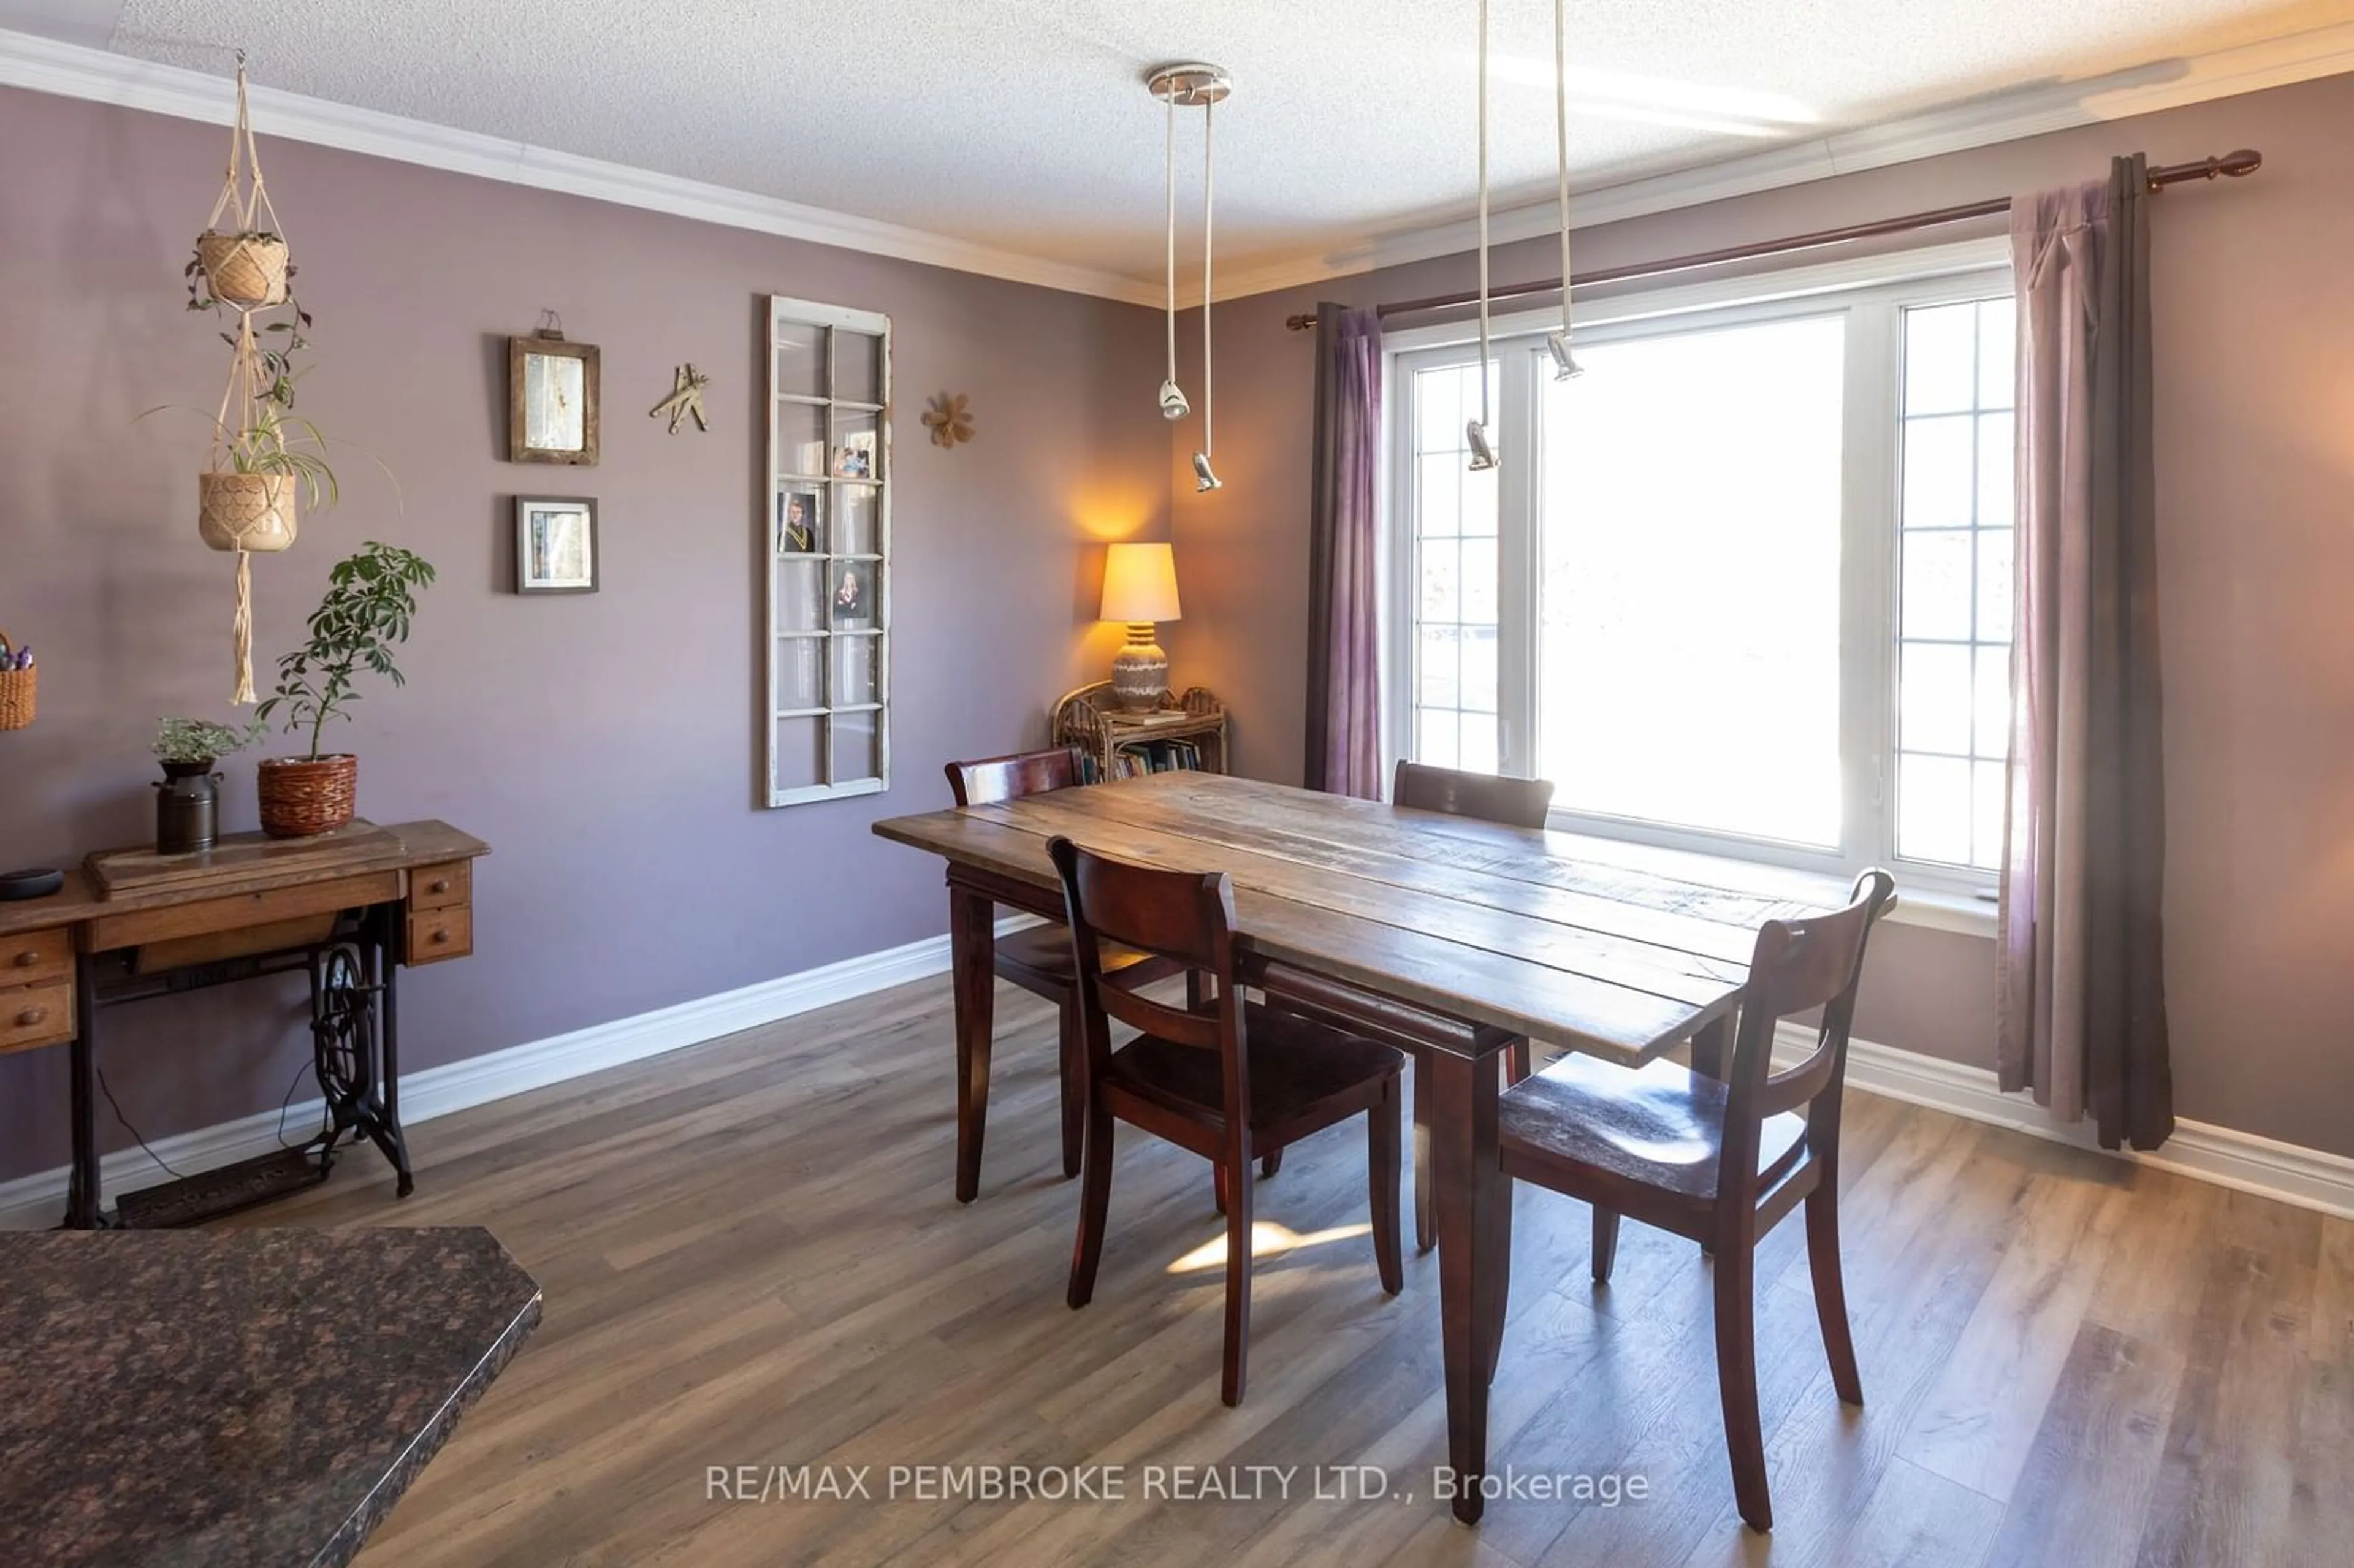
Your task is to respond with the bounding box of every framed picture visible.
[830,560,875,626]
[831,431,876,479]
[509,334,600,465]
[776,489,821,555]
[516,497,599,594]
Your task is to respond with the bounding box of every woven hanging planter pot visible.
[196,230,288,309]
[256,755,358,838]
[197,471,298,554]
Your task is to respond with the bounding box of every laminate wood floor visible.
[222,975,2352,1568]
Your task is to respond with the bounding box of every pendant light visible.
[1157,85,1190,421]
[1466,0,1498,473]
[1544,0,1585,381]
[1148,63,1232,492]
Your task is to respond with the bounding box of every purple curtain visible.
[1999,156,2174,1151]
[1305,304,1384,798]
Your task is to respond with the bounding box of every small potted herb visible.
[153,715,259,778]
[254,542,436,838]
[150,715,259,856]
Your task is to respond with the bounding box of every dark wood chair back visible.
[1048,835,1247,1117]
[1718,869,1897,1192]
[946,747,1084,807]
[1393,760,1555,829]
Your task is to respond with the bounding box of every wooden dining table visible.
[872,769,1845,1524]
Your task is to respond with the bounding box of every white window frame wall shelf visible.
[766,295,892,807]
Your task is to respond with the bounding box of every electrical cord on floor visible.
[97,1065,186,1181]
[275,1057,322,1150]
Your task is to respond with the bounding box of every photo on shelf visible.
[776,490,821,555]
[831,561,875,626]
[832,431,877,479]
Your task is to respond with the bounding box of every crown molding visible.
[0,27,1165,309]
[1208,20,2354,305]
[6,20,2348,313]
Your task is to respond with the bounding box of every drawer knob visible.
[429,927,449,944]
[429,880,450,895]
[12,950,37,968]
[16,1006,46,1027]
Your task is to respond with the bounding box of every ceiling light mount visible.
[1146,63,1233,108]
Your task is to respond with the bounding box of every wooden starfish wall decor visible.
[922,392,975,449]
[649,363,711,434]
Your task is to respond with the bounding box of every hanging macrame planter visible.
[194,56,300,703]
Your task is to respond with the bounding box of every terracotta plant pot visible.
[256,755,357,839]
[198,471,299,554]
[196,230,289,309]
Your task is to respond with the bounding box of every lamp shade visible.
[1100,541,1182,624]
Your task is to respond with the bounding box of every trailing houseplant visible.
[253,542,436,838]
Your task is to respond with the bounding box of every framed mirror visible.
[508,333,600,465]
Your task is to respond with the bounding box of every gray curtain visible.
[1305,303,1384,798]
[1998,155,2174,1151]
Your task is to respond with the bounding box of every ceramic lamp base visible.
[1110,624,1170,712]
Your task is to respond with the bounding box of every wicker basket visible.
[198,471,299,554]
[256,755,357,839]
[196,230,289,309]
[0,663,32,732]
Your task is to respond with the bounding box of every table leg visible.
[374,912,414,1198]
[66,954,100,1230]
[1688,1013,1731,1082]
[1685,1012,1733,1258]
[948,880,996,1205]
[1426,1041,1506,1525]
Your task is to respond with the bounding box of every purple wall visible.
[1168,71,2354,1159]
[7,66,2349,1185]
[0,86,1168,1183]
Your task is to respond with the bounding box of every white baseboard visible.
[9,927,2344,1229]
[1774,1022,2354,1222]
[0,915,1039,1231]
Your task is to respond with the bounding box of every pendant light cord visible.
[1555,0,1573,341]
[1476,0,1493,436]
[1202,96,1216,460]
[1165,89,1180,389]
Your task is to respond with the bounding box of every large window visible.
[1389,251,2014,889]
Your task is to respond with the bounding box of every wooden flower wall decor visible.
[921,392,975,449]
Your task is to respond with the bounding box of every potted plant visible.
[191,229,291,312]
[254,542,437,838]
[197,405,338,557]
[151,715,261,856]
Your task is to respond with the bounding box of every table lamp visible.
[1100,541,1182,711]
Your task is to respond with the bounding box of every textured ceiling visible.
[7,0,2349,283]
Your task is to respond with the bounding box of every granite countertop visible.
[0,1227,541,1568]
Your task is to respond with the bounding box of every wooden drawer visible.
[88,872,403,954]
[0,927,71,988]
[407,905,472,965]
[410,859,470,912]
[0,980,73,1054]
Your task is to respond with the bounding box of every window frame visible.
[1381,237,2012,900]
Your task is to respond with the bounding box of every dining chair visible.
[945,748,1178,1186]
[1488,868,1897,1532]
[1048,834,1406,1407]
[1392,759,1555,1246]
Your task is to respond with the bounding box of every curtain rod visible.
[1282,148,2260,332]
